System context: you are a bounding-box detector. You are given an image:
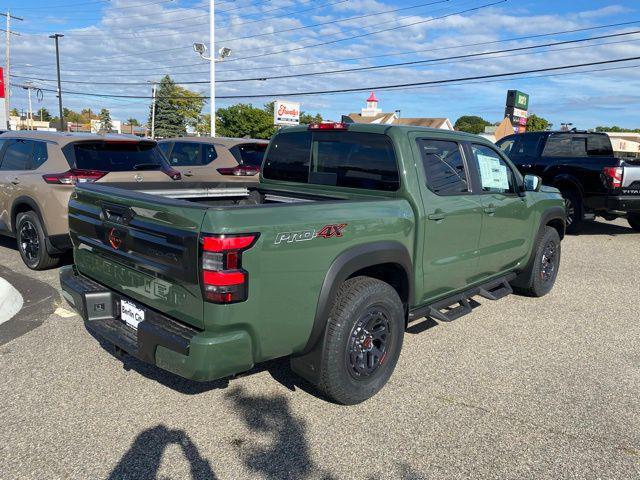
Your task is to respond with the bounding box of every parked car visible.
[496,130,640,233]
[157,137,268,182]
[0,131,181,269]
[61,123,565,404]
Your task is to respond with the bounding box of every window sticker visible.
[477,154,509,191]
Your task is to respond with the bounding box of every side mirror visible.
[524,174,542,192]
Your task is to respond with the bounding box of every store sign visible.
[506,90,529,110]
[274,100,300,126]
[512,107,528,118]
[0,68,6,129]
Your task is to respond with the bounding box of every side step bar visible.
[408,274,516,324]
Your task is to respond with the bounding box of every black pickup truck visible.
[497,131,640,233]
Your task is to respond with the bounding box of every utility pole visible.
[148,81,157,139]
[24,82,33,130]
[2,11,23,130]
[49,33,64,131]
[210,0,215,137]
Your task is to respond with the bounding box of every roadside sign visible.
[274,100,300,126]
[506,90,529,110]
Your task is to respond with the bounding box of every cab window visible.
[470,144,516,194]
[417,139,469,195]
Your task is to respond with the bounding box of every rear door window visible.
[470,144,516,194]
[0,140,33,170]
[417,139,469,195]
[167,142,204,167]
[69,141,165,171]
[542,135,587,157]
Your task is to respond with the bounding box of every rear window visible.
[263,130,399,191]
[67,141,165,171]
[235,143,267,167]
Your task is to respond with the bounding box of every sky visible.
[4,0,640,129]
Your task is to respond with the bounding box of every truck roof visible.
[281,123,492,143]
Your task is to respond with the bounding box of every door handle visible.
[427,212,445,221]
[483,207,496,215]
[10,177,20,185]
[183,170,194,177]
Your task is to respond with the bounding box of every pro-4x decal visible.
[275,224,347,245]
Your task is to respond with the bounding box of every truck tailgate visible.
[68,184,207,329]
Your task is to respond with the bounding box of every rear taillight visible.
[602,166,623,188]
[217,165,260,176]
[308,122,348,130]
[42,169,107,185]
[200,233,259,304]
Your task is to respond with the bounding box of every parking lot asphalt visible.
[0,220,639,480]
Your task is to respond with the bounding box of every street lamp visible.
[193,30,232,137]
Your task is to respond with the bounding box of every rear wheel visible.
[16,211,60,270]
[317,276,404,405]
[512,226,561,297]
[562,189,583,234]
[628,214,640,232]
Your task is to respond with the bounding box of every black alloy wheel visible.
[19,220,41,266]
[346,308,392,379]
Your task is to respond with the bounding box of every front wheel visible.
[317,277,405,405]
[628,214,640,232]
[512,226,561,297]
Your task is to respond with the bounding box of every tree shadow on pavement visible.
[225,386,336,480]
[575,220,637,236]
[108,425,217,480]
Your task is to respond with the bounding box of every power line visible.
[221,1,508,63]
[14,19,640,76]
[10,0,174,12]
[14,31,640,86]
[23,56,640,99]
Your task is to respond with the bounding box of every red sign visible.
[0,67,5,99]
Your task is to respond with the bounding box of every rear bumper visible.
[59,265,254,382]
[605,195,640,214]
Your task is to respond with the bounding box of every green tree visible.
[149,76,204,138]
[98,108,113,133]
[216,103,277,139]
[36,107,51,121]
[526,113,552,132]
[9,107,19,117]
[63,107,83,124]
[127,117,140,126]
[454,115,491,134]
[594,125,640,133]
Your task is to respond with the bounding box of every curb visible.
[0,278,23,325]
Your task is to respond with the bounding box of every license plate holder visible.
[120,299,145,330]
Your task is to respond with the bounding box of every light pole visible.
[49,33,64,131]
[193,0,231,138]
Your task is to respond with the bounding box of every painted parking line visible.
[0,277,23,325]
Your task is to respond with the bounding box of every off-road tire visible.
[628,214,640,232]
[16,211,60,270]
[562,189,583,234]
[317,276,404,405]
[512,226,561,297]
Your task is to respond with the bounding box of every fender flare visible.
[521,206,566,272]
[10,196,46,234]
[291,241,413,384]
[551,174,585,198]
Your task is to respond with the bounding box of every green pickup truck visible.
[60,123,565,404]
